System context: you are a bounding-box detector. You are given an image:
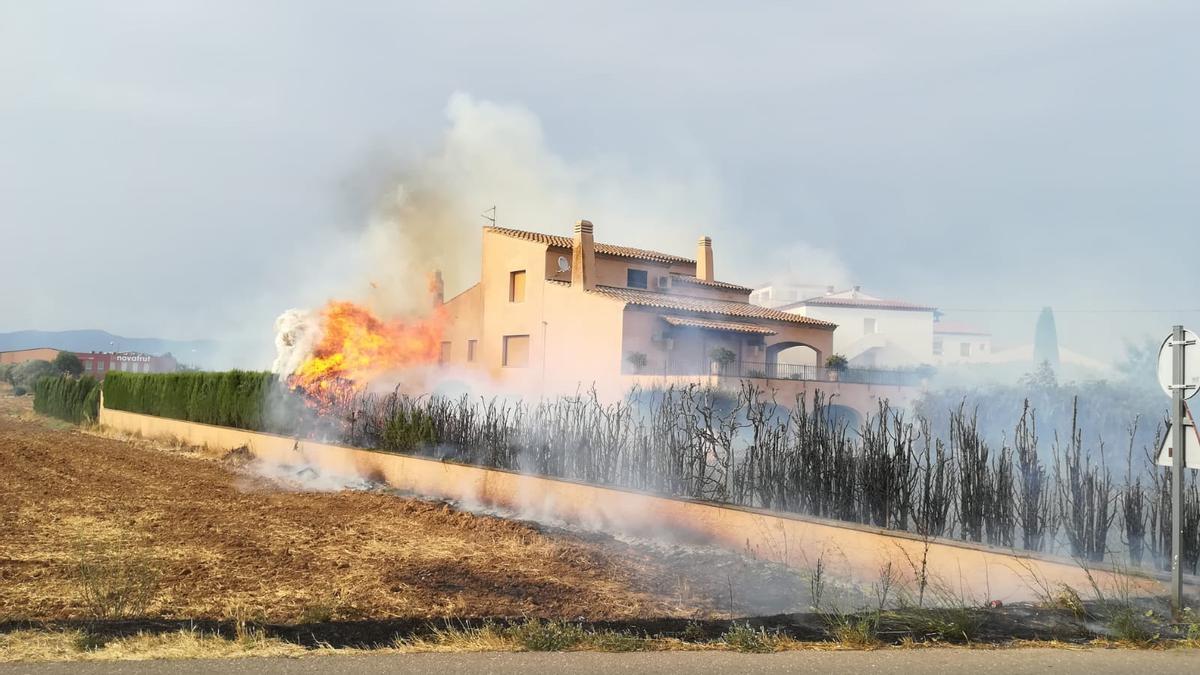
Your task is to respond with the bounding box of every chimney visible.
[571,220,596,290]
[429,269,444,306]
[696,236,713,282]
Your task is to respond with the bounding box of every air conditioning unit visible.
[656,276,672,289]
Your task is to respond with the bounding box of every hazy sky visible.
[2,1,1197,365]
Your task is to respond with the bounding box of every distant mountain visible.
[0,329,220,366]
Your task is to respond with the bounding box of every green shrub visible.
[11,359,56,389]
[381,409,437,452]
[1107,607,1158,646]
[34,376,101,424]
[102,371,279,432]
[505,620,587,651]
[720,622,779,653]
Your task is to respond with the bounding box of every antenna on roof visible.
[481,205,496,228]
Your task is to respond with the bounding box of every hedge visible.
[33,375,101,424]
[102,371,282,431]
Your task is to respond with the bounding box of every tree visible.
[1033,307,1061,373]
[1018,360,1058,390]
[825,354,849,372]
[11,360,57,389]
[709,347,737,375]
[53,351,83,377]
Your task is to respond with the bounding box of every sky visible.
[2,0,1197,367]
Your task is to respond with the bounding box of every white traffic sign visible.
[1156,420,1200,471]
[1157,400,1200,470]
[1157,329,1199,399]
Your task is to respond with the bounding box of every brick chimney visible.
[429,269,445,306]
[571,220,596,290]
[696,236,714,282]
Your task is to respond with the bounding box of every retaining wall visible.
[99,402,1192,603]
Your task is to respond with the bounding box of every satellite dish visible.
[557,256,571,273]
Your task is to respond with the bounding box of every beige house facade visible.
[437,221,917,416]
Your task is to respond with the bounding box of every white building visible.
[749,283,833,309]
[772,286,938,368]
[932,322,992,365]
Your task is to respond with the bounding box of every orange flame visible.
[289,300,446,395]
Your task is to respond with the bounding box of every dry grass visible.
[0,628,313,663]
[0,395,757,624]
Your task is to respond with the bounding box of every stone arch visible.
[764,341,823,380]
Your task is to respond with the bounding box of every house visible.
[437,221,919,416]
[749,283,833,309]
[774,287,938,369]
[439,221,837,396]
[932,322,992,365]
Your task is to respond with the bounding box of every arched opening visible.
[824,404,862,432]
[765,341,822,380]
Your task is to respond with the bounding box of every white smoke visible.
[271,308,320,377]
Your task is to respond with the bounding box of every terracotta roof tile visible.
[781,295,937,312]
[485,226,694,265]
[669,274,753,293]
[661,316,777,335]
[592,285,836,328]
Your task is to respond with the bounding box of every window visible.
[626,268,648,289]
[509,270,526,302]
[979,343,987,352]
[467,340,477,362]
[864,318,877,334]
[97,361,105,371]
[960,342,972,357]
[932,338,943,356]
[502,335,530,367]
[439,341,451,365]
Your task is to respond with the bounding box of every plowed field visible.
[0,390,812,625]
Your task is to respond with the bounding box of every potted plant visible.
[626,351,648,374]
[825,353,848,381]
[710,347,737,376]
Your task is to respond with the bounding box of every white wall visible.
[790,305,935,367]
[933,332,993,365]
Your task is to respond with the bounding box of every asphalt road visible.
[4,649,1199,675]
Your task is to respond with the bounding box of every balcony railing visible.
[649,357,923,387]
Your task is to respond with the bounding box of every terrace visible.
[655,355,926,387]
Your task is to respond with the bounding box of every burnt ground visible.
[0,389,822,629]
[1,389,1193,650]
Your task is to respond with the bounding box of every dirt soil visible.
[0,390,815,625]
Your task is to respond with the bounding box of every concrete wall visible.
[99,402,1192,603]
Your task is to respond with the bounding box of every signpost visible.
[1158,326,1199,615]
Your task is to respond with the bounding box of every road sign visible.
[1158,329,1199,399]
[1156,405,1200,470]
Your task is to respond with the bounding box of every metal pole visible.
[1172,324,1185,614]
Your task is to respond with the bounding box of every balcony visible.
[650,356,924,387]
